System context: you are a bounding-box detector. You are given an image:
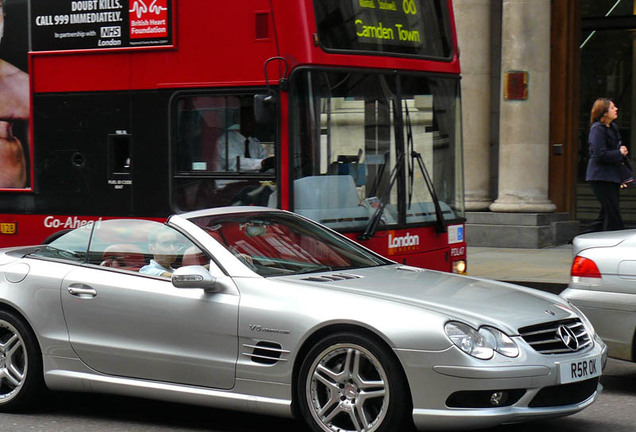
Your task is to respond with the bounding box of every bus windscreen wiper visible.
[359,101,446,241]
[410,151,446,234]
[404,101,446,234]
[358,151,405,241]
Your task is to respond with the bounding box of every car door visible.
[60,220,240,390]
[61,266,240,389]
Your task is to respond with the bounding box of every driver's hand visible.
[260,156,276,172]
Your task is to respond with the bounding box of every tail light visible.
[570,256,602,285]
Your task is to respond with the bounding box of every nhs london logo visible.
[447,225,464,244]
[101,26,122,38]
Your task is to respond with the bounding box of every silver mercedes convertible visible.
[0,207,607,432]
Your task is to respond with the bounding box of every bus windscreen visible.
[314,0,452,59]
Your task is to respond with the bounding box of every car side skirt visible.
[42,356,293,418]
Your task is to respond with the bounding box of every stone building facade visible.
[455,0,634,247]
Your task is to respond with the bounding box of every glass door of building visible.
[578,0,636,225]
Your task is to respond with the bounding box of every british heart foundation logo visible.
[129,0,169,39]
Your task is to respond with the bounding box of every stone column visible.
[455,0,493,211]
[490,0,556,213]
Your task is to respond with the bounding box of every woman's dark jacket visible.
[586,121,623,184]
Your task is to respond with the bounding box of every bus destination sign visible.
[30,0,173,52]
[352,0,424,49]
[314,0,451,58]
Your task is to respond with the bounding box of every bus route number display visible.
[31,0,173,52]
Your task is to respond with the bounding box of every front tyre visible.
[298,332,410,432]
[0,311,44,411]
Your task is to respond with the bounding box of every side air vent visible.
[243,341,289,365]
[302,273,362,282]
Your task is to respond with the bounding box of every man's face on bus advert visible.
[0,0,29,121]
[0,0,28,189]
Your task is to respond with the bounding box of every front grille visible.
[518,318,592,354]
[529,377,599,407]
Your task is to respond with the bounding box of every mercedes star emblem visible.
[557,325,579,351]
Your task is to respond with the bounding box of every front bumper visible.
[396,338,607,431]
[411,380,601,431]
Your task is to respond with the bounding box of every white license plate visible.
[559,354,601,384]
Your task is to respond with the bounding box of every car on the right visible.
[561,230,636,362]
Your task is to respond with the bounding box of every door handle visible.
[67,286,97,298]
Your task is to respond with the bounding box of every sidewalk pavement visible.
[466,244,574,294]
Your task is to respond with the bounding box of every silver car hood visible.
[280,264,577,334]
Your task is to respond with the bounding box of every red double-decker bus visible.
[0,0,466,273]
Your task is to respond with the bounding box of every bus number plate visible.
[0,223,17,235]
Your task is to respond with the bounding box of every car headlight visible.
[445,322,519,360]
[479,326,519,358]
[445,322,494,359]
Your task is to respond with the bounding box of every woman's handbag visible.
[620,156,635,189]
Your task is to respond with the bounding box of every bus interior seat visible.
[327,150,366,186]
[293,175,370,229]
[100,244,145,271]
[193,110,222,170]
[188,96,239,171]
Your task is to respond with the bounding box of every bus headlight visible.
[453,259,467,275]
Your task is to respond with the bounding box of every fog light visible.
[446,389,525,408]
[490,391,507,406]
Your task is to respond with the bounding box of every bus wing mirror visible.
[254,93,277,125]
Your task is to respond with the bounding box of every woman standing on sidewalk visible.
[583,97,629,232]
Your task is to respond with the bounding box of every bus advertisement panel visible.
[0,0,466,274]
[31,0,174,51]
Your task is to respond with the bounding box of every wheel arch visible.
[0,301,42,351]
[290,322,413,419]
[0,300,47,411]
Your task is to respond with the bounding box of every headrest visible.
[102,244,145,268]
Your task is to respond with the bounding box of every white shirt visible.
[217,130,269,172]
[139,260,174,277]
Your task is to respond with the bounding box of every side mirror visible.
[254,93,276,125]
[172,266,219,291]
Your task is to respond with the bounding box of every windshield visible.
[187,211,389,276]
[290,69,464,232]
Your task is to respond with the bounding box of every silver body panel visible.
[562,229,636,362]
[0,207,606,429]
